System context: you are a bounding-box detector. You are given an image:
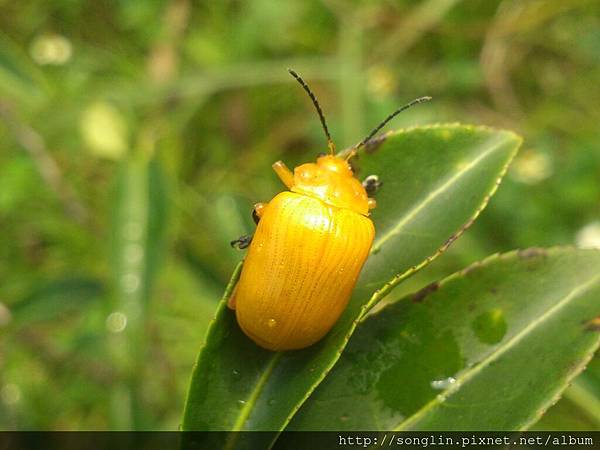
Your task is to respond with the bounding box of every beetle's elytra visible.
[228,70,430,351]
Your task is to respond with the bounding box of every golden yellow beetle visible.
[228,70,430,351]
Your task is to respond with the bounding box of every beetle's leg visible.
[231,202,268,249]
[230,234,253,250]
[362,174,382,196]
[252,202,267,224]
[272,161,294,189]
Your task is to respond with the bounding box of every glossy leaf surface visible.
[182,124,521,441]
[287,248,600,431]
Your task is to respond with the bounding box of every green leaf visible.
[108,155,168,428]
[182,124,521,441]
[533,355,600,430]
[286,248,600,432]
[7,278,104,329]
[355,124,519,295]
[0,33,46,103]
[111,156,168,310]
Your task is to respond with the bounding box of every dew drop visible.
[340,414,349,422]
[232,369,240,378]
[238,400,246,406]
[267,318,277,328]
[124,243,143,263]
[120,273,140,293]
[430,377,456,390]
[268,398,276,406]
[106,311,127,333]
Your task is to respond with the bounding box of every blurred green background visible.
[1,0,600,430]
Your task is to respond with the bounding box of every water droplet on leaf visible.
[430,377,456,390]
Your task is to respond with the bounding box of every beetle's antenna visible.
[348,96,432,158]
[288,69,336,155]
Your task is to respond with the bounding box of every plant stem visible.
[109,155,150,429]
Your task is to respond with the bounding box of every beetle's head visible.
[283,69,430,216]
[316,154,353,177]
[288,154,374,216]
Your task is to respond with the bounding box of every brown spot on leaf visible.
[412,281,440,303]
[460,261,483,276]
[584,316,600,332]
[364,134,388,154]
[518,248,547,259]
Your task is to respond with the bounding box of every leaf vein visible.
[371,135,506,253]
[395,272,600,430]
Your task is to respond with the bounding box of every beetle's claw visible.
[252,202,267,225]
[252,209,260,225]
[231,235,253,250]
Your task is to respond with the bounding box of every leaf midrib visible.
[182,125,523,440]
[232,131,517,436]
[394,272,600,431]
[371,133,507,253]
[232,352,282,431]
